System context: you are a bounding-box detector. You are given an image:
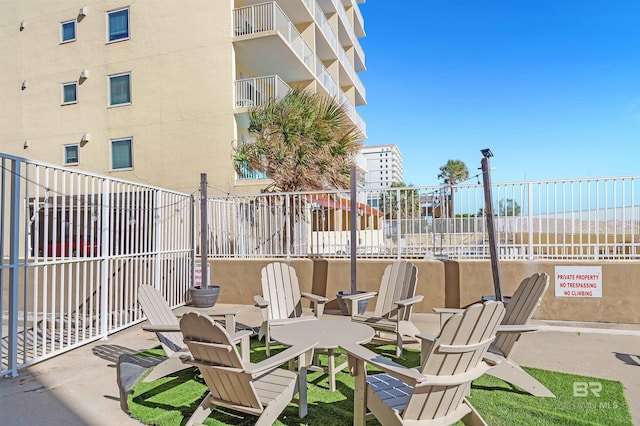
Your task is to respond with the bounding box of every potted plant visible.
[189,260,220,308]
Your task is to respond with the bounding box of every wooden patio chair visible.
[342,260,423,356]
[138,284,251,382]
[254,262,328,356]
[342,300,506,425]
[179,312,316,425]
[433,272,553,397]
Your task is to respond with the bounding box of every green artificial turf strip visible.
[129,342,633,426]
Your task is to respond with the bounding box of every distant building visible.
[0,1,367,194]
[360,144,403,189]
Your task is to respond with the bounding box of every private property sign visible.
[554,266,602,298]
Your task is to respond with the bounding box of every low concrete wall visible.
[6,258,635,324]
[443,260,640,324]
[210,258,640,324]
[209,258,446,314]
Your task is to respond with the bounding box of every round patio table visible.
[270,320,375,399]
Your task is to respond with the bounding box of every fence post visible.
[99,179,110,340]
[7,158,21,377]
[481,150,502,302]
[199,174,208,285]
[527,182,534,260]
[154,190,163,291]
[285,193,291,259]
[190,194,196,287]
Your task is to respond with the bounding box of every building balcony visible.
[338,47,366,105]
[233,2,315,82]
[234,75,292,109]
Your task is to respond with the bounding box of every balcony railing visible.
[338,47,365,97]
[316,59,338,97]
[337,91,366,136]
[234,75,292,109]
[233,2,314,70]
[314,1,338,53]
[333,0,365,64]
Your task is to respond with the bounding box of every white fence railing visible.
[201,177,640,260]
[234,75,291,108]
[1,154,193,377]
[233,2,314,70]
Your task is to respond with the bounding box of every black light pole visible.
[480,149,503,302]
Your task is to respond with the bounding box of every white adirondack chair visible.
[342,260,423,356]
[179,312,316,425]
[254,262,328,356]
[433,272,553,397]
[342,301,506,425]
[138,284,251,382]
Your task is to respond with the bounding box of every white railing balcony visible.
[354,108,366,135]
[351,0,366,37]
[338,90,366,136]
[332,0,365,70]
[314,1,338,53]
[315,59,338,97]
[234,75,292,109]
[233,2,314,71]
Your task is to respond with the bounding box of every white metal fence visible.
[1,154,193,377]
[202,177,640,260]
[3,151,638,376]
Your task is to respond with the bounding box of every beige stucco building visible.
[0,0,367,194]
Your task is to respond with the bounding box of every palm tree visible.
[234,89,361,192]
[233,89,362,251]
[437,160,469,218]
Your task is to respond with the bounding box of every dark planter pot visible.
[336,290,369,316]
[189,285,220,308]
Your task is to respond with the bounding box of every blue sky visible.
[359,1,640,186]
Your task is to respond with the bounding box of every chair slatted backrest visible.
[180,313,262,410]
[138,285,184,356]
[405,301,505,421]
[261,262,303,321]
[374,261,418,320]
[493,273,549,358]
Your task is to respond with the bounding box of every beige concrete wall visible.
[209,258,639,324]
[209,258,446,314]
[1,1,239,194]
[4,258,638,324]
[443,260,640,324]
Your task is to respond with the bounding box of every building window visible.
[108,8,129,42]
[109,73,131,106]
[61,20,76,43]
[111,138,133,170]
[64,144,79,165]
[62,82,77,104]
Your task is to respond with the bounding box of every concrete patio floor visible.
[1,305,639,426]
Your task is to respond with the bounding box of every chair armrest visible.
[300,292,328,304]
[432,307,464,328]
[342,342,491,387]
[432,307,464,315]
[497,324,539,333]
[142,324,180,333]
[416,333,436,364]
[341,342,423,385]
[395,295,424,307]
[229,329,253,342]
[254,295,269,308]
[246,341,318,375]
[341,291,377,302]
[301,292,328,318]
